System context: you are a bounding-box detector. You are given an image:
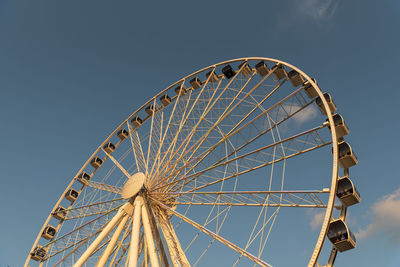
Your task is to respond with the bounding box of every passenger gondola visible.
[117,128,129,140]
[206,70,219,83]
[316,92,337,115]
[31,246,47,261]
[271,64,287,80]
[175,85,187,96]
[255,61,269,77]
[303,78,318,98]
[131,116,143,127]
[238,61,252,76]
[190,77,202,89]
[160,94,172,106]
[336,176,361,207]
[42,225,56,240]
[288,70,305,87]
[65,188,79,202]
[53,206,67,220]
[327,219,356,252]
[90,156,103,169]
[222,64,236,79]
[103,142,115,154]
[326,113,350,138]
[77,171,91,184]
[338,141,358,169]
[145,104,155,115]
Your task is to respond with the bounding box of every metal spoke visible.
[79,179,122,195]
[64,198,125,220]
[155,125,330,193]
[154,200,273,267]
[153,190,331,208]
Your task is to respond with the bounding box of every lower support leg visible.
[128,196,143,267]
[97,213,130,267]
[73,202,133,267]
[159,219,191,267]
[141,204,160,267]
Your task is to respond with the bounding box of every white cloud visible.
[356,188,400,244]
[309,211,325,230]
[282,103,318,124]
[297,0,340,20]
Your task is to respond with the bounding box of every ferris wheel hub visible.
[121,172,146,199]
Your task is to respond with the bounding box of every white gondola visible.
[222,64,236,79]
[175,85,187,96]
[288,70,305,87]
[255,60,269,77]
[42,225,56,240]
[336,176,361,207]
[90,156,103,169]
[65,188,79,202]
[160,94,172,106]
[326,114,350,138]
[303,78,319,98]
[327,219,356,252]
[131,116,143,127]
[190,77,202,89]
[117,128,129,140]
[53,206,67,220]
[338,141,358,169]
[77,171,91,184]
[145,104,155,115]
[31,246,47,261]
[272,64,287,80]
[103,142,115,154]
[316,93,337,115]
[238,61,252,76]
[206,70,219,83]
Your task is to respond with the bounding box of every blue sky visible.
[1,0,399,266]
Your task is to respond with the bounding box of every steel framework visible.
[25,57,359,267]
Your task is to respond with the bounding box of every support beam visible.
[144,198,170,267]
[159,218,191,267]
[73,202,133,267]
[156,200,272,267]
[128,197,143,267]
[97,214,130,267]
[141,204,161,267]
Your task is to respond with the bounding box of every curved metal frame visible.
[25,57,342,267]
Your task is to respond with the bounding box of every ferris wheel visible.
[25,57,360,267]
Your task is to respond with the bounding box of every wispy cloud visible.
[309,210,325,230]
[297,0,340,20]
[356,188,400,244]
[282,103,318,124]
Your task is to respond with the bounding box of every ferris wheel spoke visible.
[157,67,271,185]
[155,125,329,193]
[79,179,122,195]
[127,122,147,174]
[102,148,133,180]
[155,200,273,267]
[45,206,120,259]
[155,190,331,208]
[162,83,309,189]
[150,72,217,182]
[154,71,226,184]
[64,198,125,220]
[146,98,159,176]
[155,63,259,183]
[149,88,196,184]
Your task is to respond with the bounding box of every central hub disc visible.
[121,172,145,199]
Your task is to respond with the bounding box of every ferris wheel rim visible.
[25,57,340,267]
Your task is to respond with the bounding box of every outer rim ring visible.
[25,57,339,267]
